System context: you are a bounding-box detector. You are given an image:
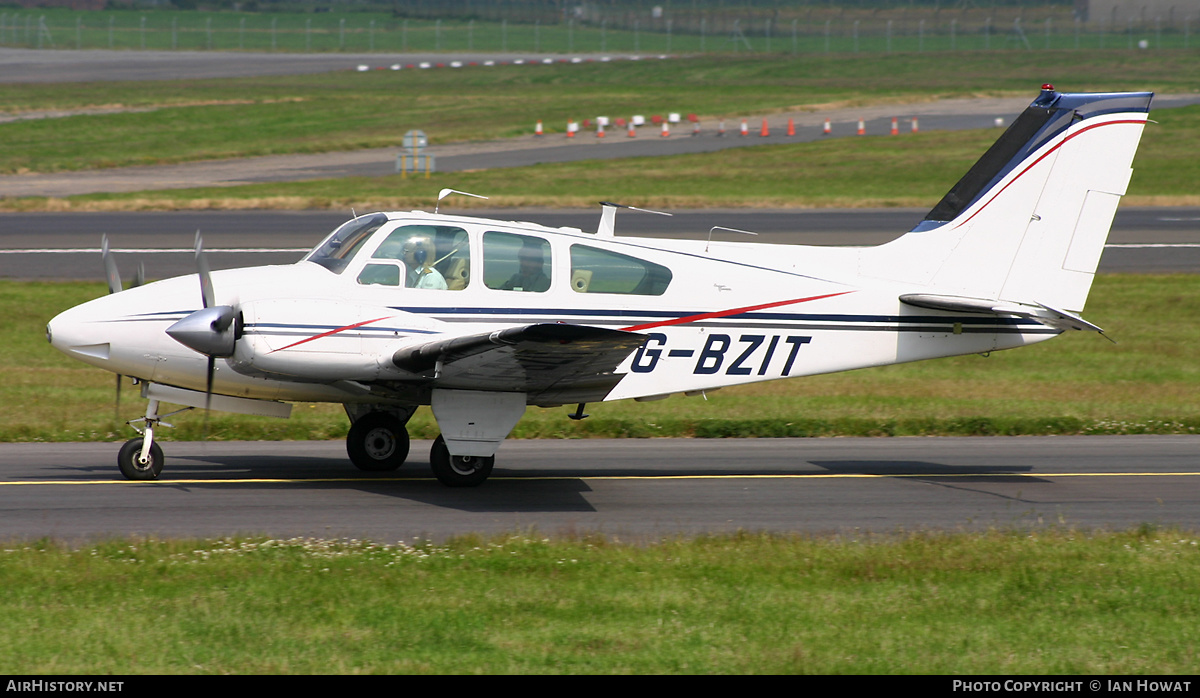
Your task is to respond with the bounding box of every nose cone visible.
[47,297,116,367]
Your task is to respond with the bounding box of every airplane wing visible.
[899,294,1107,334]
[391,323,648,403]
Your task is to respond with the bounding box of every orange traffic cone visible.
[786,118,795,136]
[535,120,544,137]
[823,118,831,135]
[890,117,898,136]
[857,118,865,136]
[760,118,770,137]
[740,119,748,136]
[912,117,919,133]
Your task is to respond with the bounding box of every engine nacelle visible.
[229,298,442,382]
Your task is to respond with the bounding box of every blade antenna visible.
[706,226,758,253]
[435,188,489,214]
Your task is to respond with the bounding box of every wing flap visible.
[392,323,647,402]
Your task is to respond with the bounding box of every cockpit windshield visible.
[304,213,390,274]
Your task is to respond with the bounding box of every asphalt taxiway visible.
[2,207,1197,279]
[2,436,1197,542]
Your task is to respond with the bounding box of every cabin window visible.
[306,213,390,274]
[483,232,552,292]
[362,224,470,290]
[569,245,672,295]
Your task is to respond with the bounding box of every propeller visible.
[165,232,240,426]
[101,236,146,422]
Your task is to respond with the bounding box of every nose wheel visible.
[117,438,163,480]
[429,435,494,487]
[117,396,188,481]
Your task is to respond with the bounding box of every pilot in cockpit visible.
[401,235,448,290]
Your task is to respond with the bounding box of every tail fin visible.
[861,86,1152,313]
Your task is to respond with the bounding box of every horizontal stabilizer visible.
[900,294,1106,334]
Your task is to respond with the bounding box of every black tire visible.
[429,434,494,487]
[346,412,410,472]
[117,438,163,481]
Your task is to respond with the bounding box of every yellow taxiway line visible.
[3,471,1200,486]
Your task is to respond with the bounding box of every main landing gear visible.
[429,434,494,487]
[346,390,524,488]
[345,411,410,472]
[344,410,494,487]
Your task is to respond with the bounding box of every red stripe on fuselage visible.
[620,292,854,332]
[268,316,391,353]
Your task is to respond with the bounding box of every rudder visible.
[862,86,1152,313]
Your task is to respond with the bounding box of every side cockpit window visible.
[357,224,470,290]
[483,232,552,292]
[569,245,672,295]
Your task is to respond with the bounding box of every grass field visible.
[2,529,1197,673]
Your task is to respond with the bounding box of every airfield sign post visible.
[397,129,435,179]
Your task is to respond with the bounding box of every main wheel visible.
[117,438,163,481]
[346,412,410,472]
[429,435,494,487]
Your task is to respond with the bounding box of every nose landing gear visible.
[118,396,190,481]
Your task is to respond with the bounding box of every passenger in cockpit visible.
[501,244,550,292]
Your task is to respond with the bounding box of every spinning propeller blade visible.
[195,230,216,309]
[101,235,122,295]
[101,236,128,423]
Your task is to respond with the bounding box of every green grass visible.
[1,529,1197,673]
[9,274,1199,444]
[2,51,1199,177]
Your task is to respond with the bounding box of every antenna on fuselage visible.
[597,201,672,238]
[435,188,489,214]
[705,226,758,253]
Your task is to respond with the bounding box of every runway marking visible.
[4,471,1200,486]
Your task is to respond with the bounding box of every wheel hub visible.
[450,455,479,476]
[364,428,396,459]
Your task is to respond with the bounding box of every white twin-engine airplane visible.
[48,86,1152,487]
